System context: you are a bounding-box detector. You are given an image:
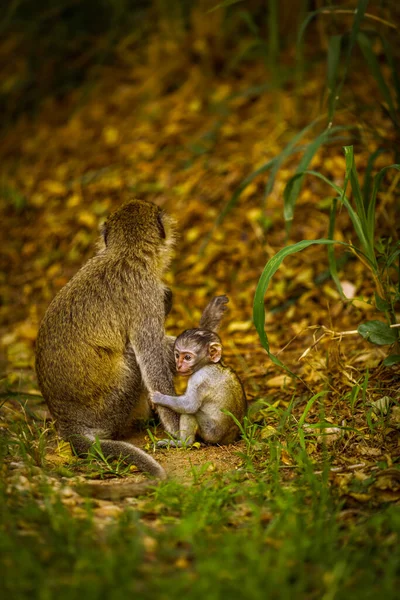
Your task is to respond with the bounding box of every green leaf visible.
[296,4,343,48]
[199,157,278,254]
[328,0,369,119]
[328,198,345,298]
[363,149,387,207]
[387,245,400,268]
[343,146,369,240]
[358,321,398,345]
[367,164,400,243]
[357,32,399,128]
[264,118,319,201]
[283,127,356,230]
[374,293,390,312]
[380,34,400,113]
[383,355,400,367]
[298,391,328,428]
[327,35,342,124]
[253,238,352,374]
[207,0,244,13]
[283,167,374,269]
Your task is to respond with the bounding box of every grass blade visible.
[327,0,369,122]
[253,239,353,373]
[363,148,387,207]
[207,0,244,13]
[328,197,345,299]
[343,146,370,247]
[283,126,356,229]
[380,34,400,114]
[327,35,342,126]
[284,168,372,264]
[201,133,318,253]
[298,391,328,429]
[264,118,320,203]
[357,31,399,128]
[367,164,400,241]
[296,4,343,49]
[267,0,279,70]
[199,157,278,254]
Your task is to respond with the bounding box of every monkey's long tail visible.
[70,436,167,499]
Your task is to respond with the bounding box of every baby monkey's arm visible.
[152,383,203,448]
[152,383,202,415]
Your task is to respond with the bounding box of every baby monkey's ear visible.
[209,342,222,363]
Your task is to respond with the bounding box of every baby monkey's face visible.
[174,349,197,376]
[174,333,222,377]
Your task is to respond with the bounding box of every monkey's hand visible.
[151,391,165,405]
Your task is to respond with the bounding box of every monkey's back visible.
[35,253,161,427]
[193,363,247,444]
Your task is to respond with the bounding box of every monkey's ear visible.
[157,212,166,239]
[209,342,222,363]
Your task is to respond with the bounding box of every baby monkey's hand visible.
[151,391,163,404]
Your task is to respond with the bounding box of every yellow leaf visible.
[143,536,158,552]
[42,180,67,196]
[57,441,73,458]
[175,557,190,569]
[78,211,97,228]
[47,263,62,278]
[280,449,292,465]
[260,425,278,439]
[347,493,371,502]
[352,298,374,311]
[94,505,123,519]
[226,321,253,333]
[102,126,119,145]
[15,321,38,341]
[186,228,202,243]
[67,194,82,208]
[266,375,290,388]
[189,99,202,112]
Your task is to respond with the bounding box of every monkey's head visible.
[100,200,176,270]
[174,329,222,376]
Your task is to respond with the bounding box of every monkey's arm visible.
[130,313,179,434]
[152,385,202,415]
[165,335,177,373]
[164,287,173,317]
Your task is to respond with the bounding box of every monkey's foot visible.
[156,439,202,449]
[156,439,183,448]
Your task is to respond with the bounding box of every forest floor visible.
[0,20,399,598]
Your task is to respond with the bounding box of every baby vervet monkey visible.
[151,305,247,447]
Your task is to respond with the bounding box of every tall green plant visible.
[254,146,400,370]
[207,0,398,238]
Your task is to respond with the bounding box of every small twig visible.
[298,323,400,360]
[320,9,398,30]
[314,462,366,474]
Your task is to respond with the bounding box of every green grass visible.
[1,411,399,600]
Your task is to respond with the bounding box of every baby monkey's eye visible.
[184,355,192,361]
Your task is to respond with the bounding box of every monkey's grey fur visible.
[152,302,247,447]
[36,200,178,481]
